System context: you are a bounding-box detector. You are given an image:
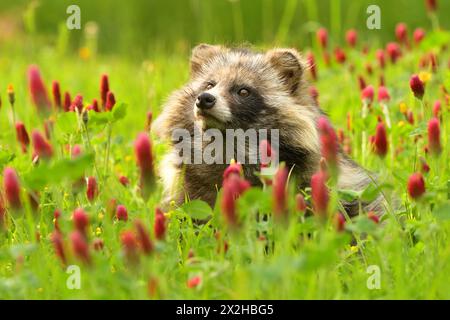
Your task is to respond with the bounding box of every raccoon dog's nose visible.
[196,92,216,110]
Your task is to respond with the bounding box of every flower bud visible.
[86,176,98,202]
[70,230,91,264]
[119,175,129,186]
[413,28,426,45]
[376,49,386,69]
[51,231,66,264]
[154,207,166,240]
[32,130,53,159]
[420,157,430,173]
[15,122,30,153]
[187,275,201,288]
[3,167,21,209]
[92,98,100,112]
[105,91,116,111]
[135,219,154,254]
[86,99,100,112]
[306,52,317,81]
[70,94,84,113]
[386,42,401,63]
[100,74,109,108]
[116,204,128,222]
[92,238,104,251]
[334,213,346,232]
[378,86,390,103]
[432,100,441,118]
[318,116,338,168]
[223,161,243,180]
[295,193,307,213]
[272,166,288,219]
[406,110,414,125]
[52,81,61,108]
[365,63,373,75]
[358,75,367,91]
[120,230,139,264]
[361,85,374,104]
[428,117,441,155]
[311,170,329,218]
[64,91,71,112]
[221,174,250,227]
[425,0,437,12]
[346,29,357,47]
[407,172,426,199]
[73,208,89,235]
[134,133,155,198]
[410,74,425,100]
[71,144,82,158]
[27,65,51,112]
[367,211,380,224]
[395,23,408,45]
[373,122,388,157]
[316,28,328,49]
[334,47,346,64]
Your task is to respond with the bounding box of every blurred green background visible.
[0,0,448,58]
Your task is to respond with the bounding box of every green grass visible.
[0,11,450,299]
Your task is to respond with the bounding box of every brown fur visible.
[153,44,384,215]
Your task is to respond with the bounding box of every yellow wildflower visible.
[79,47,90,60]
[418,71,431,84]
[399,102,407,114]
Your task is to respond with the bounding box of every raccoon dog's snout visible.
[196,92,216,110]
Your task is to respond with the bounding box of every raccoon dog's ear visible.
[266,48,305,94]
[190,44,222,77]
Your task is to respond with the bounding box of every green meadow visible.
[0,0,449,299]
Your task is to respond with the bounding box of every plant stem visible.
[361,101,368,166]
[104,123,112,179]
[420,99,426,121]
[83,120,102,180]
[275,0,298,44]
[330,0,341,40]
[381,102,391,128]
[11,103,16,125]
[231,0,244,42]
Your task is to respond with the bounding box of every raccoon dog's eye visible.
[205,82,215,90]
[238,88,250,97]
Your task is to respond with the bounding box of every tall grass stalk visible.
[330,0,342,41]
[303,0,319,50]
[262,0,274,43]
[275,0,298,44]
[231,0,244,43]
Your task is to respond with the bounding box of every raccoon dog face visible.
[190,44,310,131]
[153,44,322,180]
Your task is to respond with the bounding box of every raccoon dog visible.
[153,44,384,216]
